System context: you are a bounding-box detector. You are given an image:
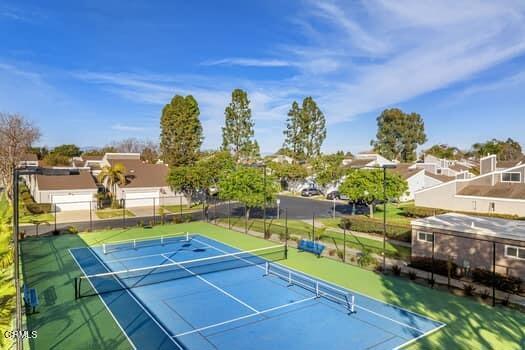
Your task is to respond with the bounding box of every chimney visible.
[479,154,496,175]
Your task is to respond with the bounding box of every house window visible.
[505,246,525,260]
[436,169,442,175]
[418,231,434,243]
[501,172,521,183]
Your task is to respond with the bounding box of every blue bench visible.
[23,284,39,314]
[297,239,325,257]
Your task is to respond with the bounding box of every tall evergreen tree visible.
[282,97,326,159]
[371,108,427,162]
[160,95,203,166]
[221,89,258,160]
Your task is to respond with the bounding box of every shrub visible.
[409,256,460,278]
[480,289,490,300]
[25,203,52,215]
[402,206,446,218]
[408,271,417,280]
[336,249,344,261]
[463,283,476,296]
[391,265,401,276]
[328,248,336,257]
[340,217,411,242]
[357,249,375,267]
[66,226,78,234]
[471,268,522,294]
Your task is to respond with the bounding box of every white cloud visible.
[202,58,292,67]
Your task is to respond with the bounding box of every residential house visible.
[29,170,98,211]
[415,154,525,216]
[411,213,525,278]
[343,153,396,169]
[102,154,186,207]
[270,154,295,164]
[415,154,476,179]
[19,153,39,167]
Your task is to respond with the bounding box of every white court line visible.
[85,248,184,350]
[161,254,259,313]
[68,249,137,350]
[174,296,317,338]
[393,323,447,350]
[193,237,428,335]
[103,244,194,264]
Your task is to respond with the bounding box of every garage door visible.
[124,191,160,207]
[51,194,93,212]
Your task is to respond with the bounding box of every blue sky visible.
[1,1,525,154]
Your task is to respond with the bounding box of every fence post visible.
[123,199,126,228]
[311,212,315,241]
[180,195,183,219]
[54,203,57,232]
[213,197,217,224]
[285,208,288,259]
[492,241,496,307]
[228,200,231,229]
[153,197,156,226]
[89,200,93,232]
[430,232,435,287]
[343,227,346,262]
[245,204,248,234]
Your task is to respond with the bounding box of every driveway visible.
[126,205,156,218]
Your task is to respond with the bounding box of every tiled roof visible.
[81,155,104,161]
[449,163,470,172]
[425,171,454,183]
[390,163,423,180]
[36,171,97,191]
[457,183,525,200]
[108,159,169,188]
[348,159,374,168]
[21,153,38,161]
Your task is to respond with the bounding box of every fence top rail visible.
[81,244,286,279]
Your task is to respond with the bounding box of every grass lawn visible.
[96,209,136,219]
[20,222,525,350]
[161,204,201,214]
[372,202,414,225]
[19,212,54,224]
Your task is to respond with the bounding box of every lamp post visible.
[381,163,397,273]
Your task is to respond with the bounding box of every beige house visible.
[415,155,525,217]
[411,213,525,278]
[415,154,476,179]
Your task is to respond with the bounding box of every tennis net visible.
[76,244,286,299]
[102,232,191,254]
[265,263,355,313]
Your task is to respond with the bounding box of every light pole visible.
[381,163,397,272]
[276,198,280,219]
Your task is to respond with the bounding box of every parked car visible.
[301,188,323,197]
[326,190,349,200]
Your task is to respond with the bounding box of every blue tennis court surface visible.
[70,233,445,350]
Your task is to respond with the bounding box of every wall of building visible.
[411,226,525,278]
[35,189,97,203]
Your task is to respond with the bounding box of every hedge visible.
[403,205,523,220]
[25,203,52,215]
[409,256,461,278]
[339,216,411,242]
[472,268,522,294]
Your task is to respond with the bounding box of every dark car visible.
[301,188,323,197]
[326,190,349,200]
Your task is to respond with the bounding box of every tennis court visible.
[69,233,445,350]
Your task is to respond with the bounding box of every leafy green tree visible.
[371,108,427,162]
[51,144,81,157]
[339,169,408,217]
[311,152,345,188]
[42,153,70,166]
[30,146,49,160]
[82,146,118,157]
[198,151,236,192]
[218,166,279,219]
[168,165,205,207]
[267,161,307,191]
[98,163,127,207]
[222,89,259,160]
[472,138,523,161]
[425,144,463,160]
[161,95,203,166]
[283,97,327,159]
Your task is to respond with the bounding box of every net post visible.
[74,277,78,300]
[133,239,136,250]
[102,243,106,255]
[288,271,292,286]
[264,262,269,276]
[186,232,189,241]
[161,236,164,246]
[315,281,319,298]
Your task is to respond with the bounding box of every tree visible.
[267,161,307,191]
[371,108,427,162]
[198,151,235,192]
[168,165,204,207]
[222,89,259,161]
[0,113,40,202]
[97,163,127,207]
[425,144,463,160]
[218,166,279,220]
[42,153,71,166]
[82,146,118,156]
[311,152,345,188]
[141,146,159,164]
[51,144,81,157]
[112,138,144,153]
[339,169,408,217]
[161,95,203,166]
[282,97,326,159]
[472,138,523,161]
[30,146,49,160]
